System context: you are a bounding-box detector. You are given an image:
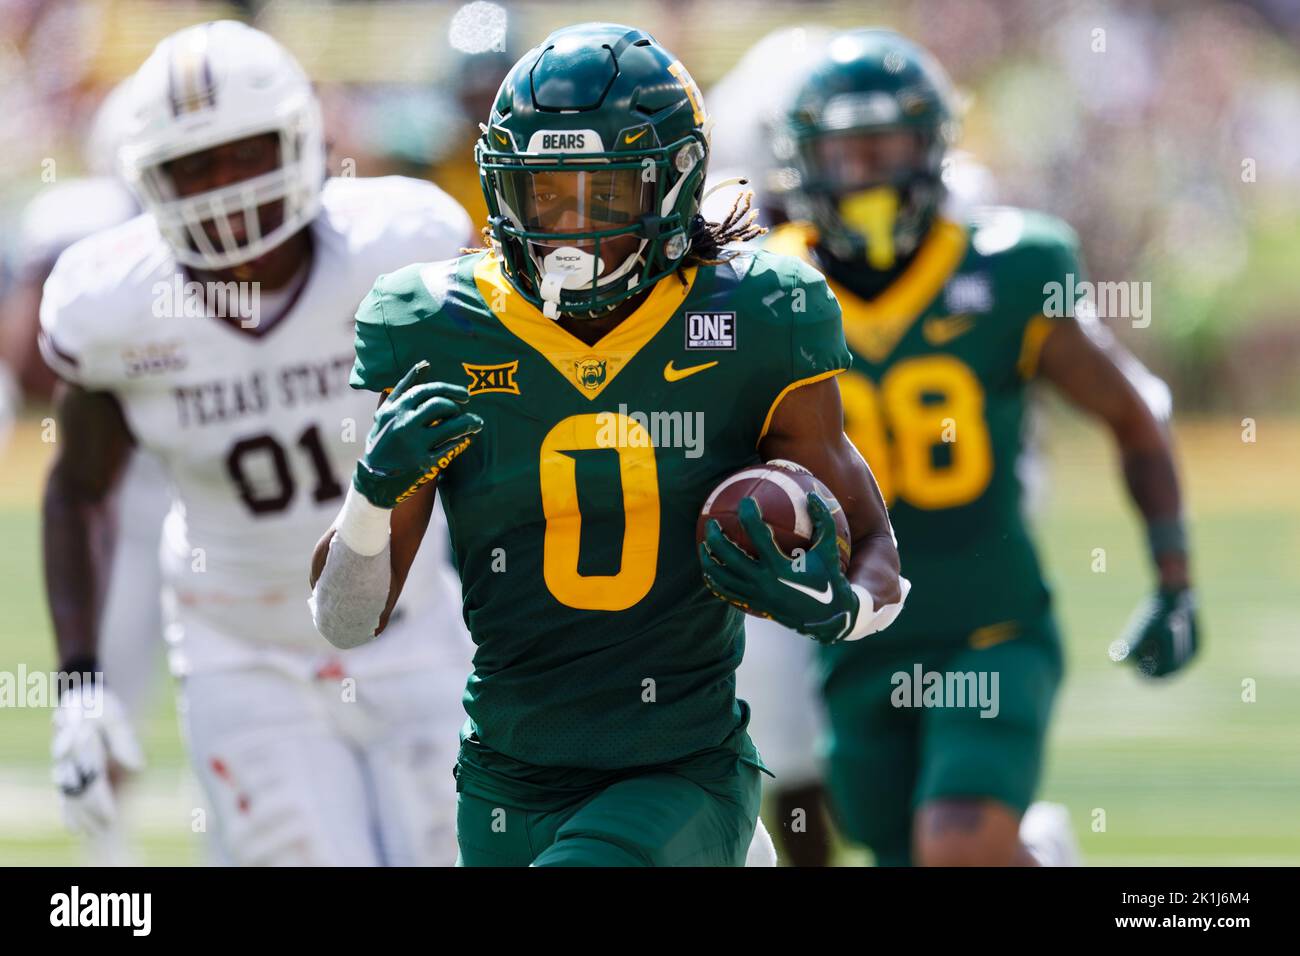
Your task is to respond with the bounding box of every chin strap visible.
[539,272,564,320]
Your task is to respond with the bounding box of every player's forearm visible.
[839,487,909,639]
[848,529,902,608]
[1116,418,1180,518]
[1039,318,1190,589]
[41,471,112,670]
[40,385,135,668]
[1119,440,1190,589]
[842,445,903,606]
[310,534,393,649]
[309,489,394,649]
[1109,395,1189,587]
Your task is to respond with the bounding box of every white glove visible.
[51,683,144,836]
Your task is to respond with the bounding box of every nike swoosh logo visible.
[494,132,509,146]
[663,360,718,382]
[922,314,974,346]
[777,578,834,604]
[624,129,648,144]
[969,621,1019,650]
[365,415,397,455]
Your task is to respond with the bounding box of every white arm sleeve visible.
[309,533,392,650]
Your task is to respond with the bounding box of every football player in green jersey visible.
[759,28,1200,866]
[308,22,908,867]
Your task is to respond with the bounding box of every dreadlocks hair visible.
[682,187,768,268]
[460,224,496,256]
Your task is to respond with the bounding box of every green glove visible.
[1112,587,1200,678]
[353,360,484,508]
[699,493,861,645]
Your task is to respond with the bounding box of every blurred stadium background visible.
[0,0,1297,865]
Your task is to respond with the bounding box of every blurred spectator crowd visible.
[1,0,1298,410]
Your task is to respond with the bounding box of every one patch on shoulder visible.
[943,273,993,314]
[685,311,736,349]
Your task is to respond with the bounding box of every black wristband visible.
[58,656,102,686]
[1147,517,1188,560]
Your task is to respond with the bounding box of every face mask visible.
[838,186,900,270]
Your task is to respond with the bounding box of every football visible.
[696,459,851,573]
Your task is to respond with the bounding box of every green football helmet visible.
[783,29,957,270]
[476,22,711,319]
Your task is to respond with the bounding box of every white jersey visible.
[40,176,473,675]
[17,177,139,275]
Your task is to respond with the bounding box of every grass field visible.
[1,409,1297,866]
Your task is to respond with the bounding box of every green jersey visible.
[767,208,1082,645]
[350,250,849,772]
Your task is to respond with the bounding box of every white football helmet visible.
[117,20,325,270]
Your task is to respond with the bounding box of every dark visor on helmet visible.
[497,167,654,233]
